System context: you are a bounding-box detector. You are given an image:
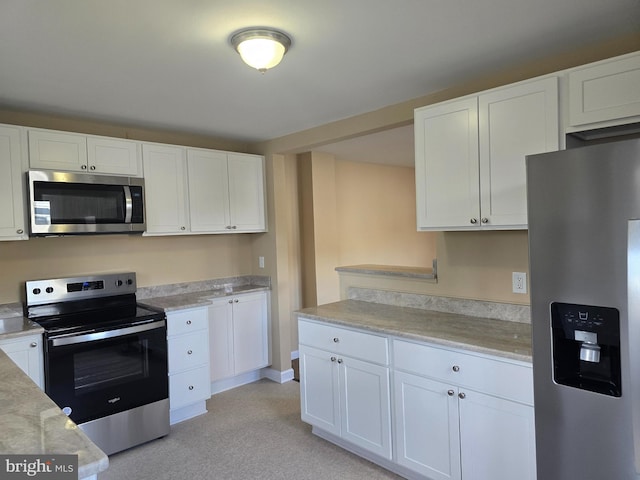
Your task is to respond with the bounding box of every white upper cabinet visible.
[0,124,28,241]
[226,153,266,232]
[415,76,559,230]
[143,144,266,236]
[28,128,141,176]
[142,143,189,234]
[567,52,640,130]
[188,149,230,232]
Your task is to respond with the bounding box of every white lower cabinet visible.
[298,319,392,460]
[209,291,270,392]
[298,319,536,480]
[166,307,211,424]
[0,334,44,389]
[393,339,536,480]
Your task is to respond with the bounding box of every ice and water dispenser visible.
[551,302,621,397]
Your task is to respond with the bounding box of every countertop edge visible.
[139,285,270,312]
[295,300,532,363]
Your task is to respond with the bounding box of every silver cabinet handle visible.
[337,358,343,364]
[330,356,336,362]
[447,389,455,396]
[470,218,478,224]
[81,164,87,170]
[333,337,339,343]
[481,217,489,224]
[458,392,466,399]
[231,226,237,229]
[90,165,96,171]
[30,342,38,348]
[228,299,233,304]
[234,299,239,303]
[187,350,193,355]
[17,229,23,234]
[186,320,192,325]
[452,365,460,372]
[181,226,186,230]
[188,385,194,390]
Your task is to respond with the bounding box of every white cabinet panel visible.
[0,125,28,241]
[0,334,44,389]
[187,149,230,232]
[568,53,640,127]
[459,390,536,480]
[28,129,87,171]
[394,371,461,480]
[227,153,266,232]
[169,365,210,410]
[142,143,189,234]
[87,136,140,176]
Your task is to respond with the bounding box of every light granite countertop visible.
[296,300,532,362]
[0,303,44,340]
[336,264,436,280]
[0,349,109,478]
[139,284,270,312]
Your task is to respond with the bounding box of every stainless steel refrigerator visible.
[527,138,640,480]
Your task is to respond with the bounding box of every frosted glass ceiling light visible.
[231,28,291,73]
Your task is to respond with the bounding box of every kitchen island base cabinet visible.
[298,319,392,460]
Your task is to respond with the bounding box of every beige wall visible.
[335,160,436,268]
[0,234,255,304]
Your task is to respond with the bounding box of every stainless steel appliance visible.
[24,272,169,455]
[527,138,640,479]
[27,170,145,236]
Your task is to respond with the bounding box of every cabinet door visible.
[0,125,27,240]
[232,292,269,374]
[458,390,536,480]
[569,53,640,127]
[142,143,189,234]
[187,149,230,232]
[299,345,341,436]
[479,77,558,228]
[340,355,392,459]
[208,298,234,381]
[394,371,461,480]
[87,136,140,176]
[227,153,266,232]
[415,97,480,230]
[28,129,87,172]
[0,335,44,389]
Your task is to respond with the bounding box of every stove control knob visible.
[32,288,41,295]
[127,278,133,285]
[45,287,54,294]
[116,280,123,287]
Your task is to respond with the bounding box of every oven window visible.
[73,339,150,394]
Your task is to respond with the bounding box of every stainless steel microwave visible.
[27,170,145,236]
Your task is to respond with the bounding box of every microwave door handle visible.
[123,185,133,223]
[50,320,166,347]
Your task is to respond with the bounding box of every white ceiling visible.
[1,0,639,160]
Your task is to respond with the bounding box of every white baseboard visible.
[291,350,299,360]
[170,402,208,425]
[263,367,294,383]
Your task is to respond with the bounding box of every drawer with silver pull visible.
[168,332,209,373]
[166,307,207,337]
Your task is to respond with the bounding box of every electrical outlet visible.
[259,256,265,269]
[512,272,527,294]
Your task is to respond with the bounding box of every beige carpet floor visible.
[100,379,402,479]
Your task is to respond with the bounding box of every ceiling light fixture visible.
[230,28,291,73]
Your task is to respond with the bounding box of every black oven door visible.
[44,320,168,425]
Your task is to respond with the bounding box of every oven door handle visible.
[50,320,166,347]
